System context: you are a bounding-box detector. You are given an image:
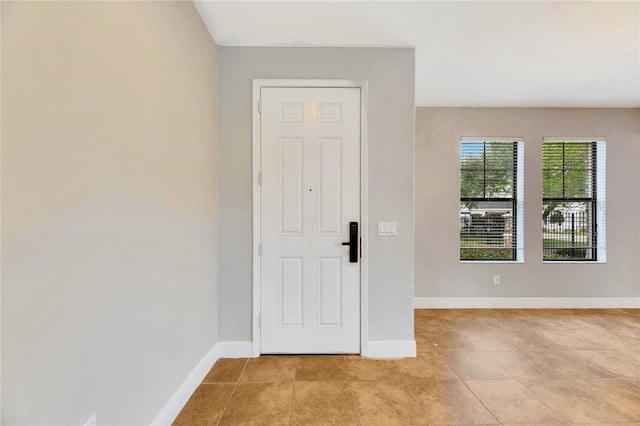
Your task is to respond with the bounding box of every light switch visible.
[378,222,397,236]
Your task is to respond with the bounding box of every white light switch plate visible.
[378,222,397,236]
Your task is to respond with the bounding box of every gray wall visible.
[2,2,218,424]
[218,47,415,342]
[415,108,640,299]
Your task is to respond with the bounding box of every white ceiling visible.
[194,1,640,107]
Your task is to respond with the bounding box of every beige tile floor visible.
[174,309,640,425]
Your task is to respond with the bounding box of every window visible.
[460,139,524,261]
[542,139,606,262]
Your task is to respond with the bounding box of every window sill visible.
[542,261,607,264]
[460,260,524,264]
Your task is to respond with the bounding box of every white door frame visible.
[252,79,369,357]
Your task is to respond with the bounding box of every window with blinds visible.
[542,140,606,261]
[460,139,524,261]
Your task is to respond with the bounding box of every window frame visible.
[459,138,524,263]
[542,138,606,263]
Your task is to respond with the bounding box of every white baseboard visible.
[150,341,255,425]
[151,343,221,426]
[217,341,254,358]
[366,340,416,358]
[414,297,640,309]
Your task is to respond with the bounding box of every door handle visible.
[341,221,358,263]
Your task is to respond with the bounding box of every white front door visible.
[260,87,361,354]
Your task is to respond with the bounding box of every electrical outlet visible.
[493,275,500,285]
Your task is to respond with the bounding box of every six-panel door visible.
[260,87,361,354]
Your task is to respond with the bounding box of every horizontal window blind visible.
[460,140,523,261]
[542,140,606,261]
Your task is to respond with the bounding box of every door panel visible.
[318,138,342,235]
[260,87,360,354]
[279,138,303,235]
[318,257,342,327]
[279,257,303,327]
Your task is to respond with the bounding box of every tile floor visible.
[174,309,640,425]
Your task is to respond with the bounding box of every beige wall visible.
[415,108,640,300]
[218,47,416,343]
[1,2,218,424]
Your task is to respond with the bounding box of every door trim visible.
[251,79,369,357]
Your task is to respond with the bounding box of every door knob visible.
[341,222,358,263]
